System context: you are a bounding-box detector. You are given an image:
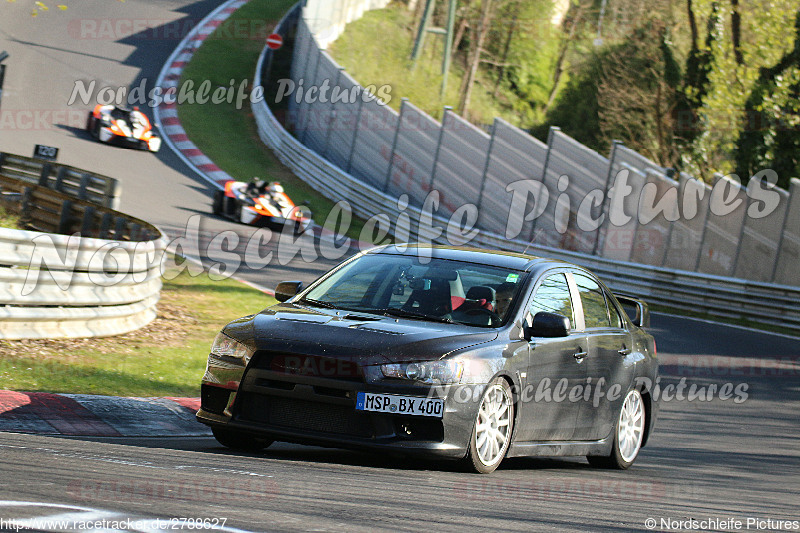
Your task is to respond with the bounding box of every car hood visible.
[245,303,498,366]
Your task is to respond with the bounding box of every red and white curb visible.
[154,0,248,190]
[0,391,207,437]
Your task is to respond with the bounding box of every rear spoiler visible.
[615,294,650,328]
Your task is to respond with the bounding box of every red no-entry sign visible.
[267,33,283,50]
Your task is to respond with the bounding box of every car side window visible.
[529,273,574,329]
[573,273,611,328]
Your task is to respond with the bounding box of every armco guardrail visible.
[277,0,800,287]
[0,173,154,240]
[0,152,121,210]
[0,170,166,340]
[251,3,800,334]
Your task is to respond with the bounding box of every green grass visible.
[0,205,21,229]
[327,2,524,126]
[0,269,275,397]
[177,0,371,239]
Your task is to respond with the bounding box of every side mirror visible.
[615,294,650,328]
[275,281,303,302]
[525,312,570,340]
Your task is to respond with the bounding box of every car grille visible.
[251,351,364,383]
[237,393,374,438]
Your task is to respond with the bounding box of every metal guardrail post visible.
[54,167,67,193]
[114,217,127,240]
[99,213,113,239]
[771,178,798,283]
[38,163,52,187]
[383,97,408,192]
[593,139,622,255]
[694,172,723,272]
[300,45,323,145]
[103,175,119,208]
[78,174,92,201]
[80,205,96,236]
[57,200,73,234]
[529,126,559,242]
[427,105,451,193]
[346,92,365,174]
[323,66,346,160]
[475,118,497,213]
[730,176,749,276]
[19,187,33,228]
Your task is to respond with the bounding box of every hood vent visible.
[342,314,380,322]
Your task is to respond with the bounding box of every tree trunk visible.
[687,0,698,52]
[458,0,493,116]
[545,2,585,113]
[730,0,743,65]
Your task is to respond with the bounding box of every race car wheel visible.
[212,190,224,216]
[86,114,98,137]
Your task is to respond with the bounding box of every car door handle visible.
[573,350,587,361]
[618,346,632,356]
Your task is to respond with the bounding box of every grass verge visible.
[0,269,275,397]
[177,0,370,240]
[0,205,21,229]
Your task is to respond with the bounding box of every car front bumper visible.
[197,358,484,459]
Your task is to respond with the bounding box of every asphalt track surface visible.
[1,1,799,531]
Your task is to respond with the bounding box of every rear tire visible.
[587,388,645,469]
[86,114,99,137]
[212,427,273,452]
[212,190,224,216]
[464,378,514,474]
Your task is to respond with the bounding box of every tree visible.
[596,19,682,167]
[734,9,800,189]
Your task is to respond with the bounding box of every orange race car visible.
[86,104,162,152]
[212,179,313,234]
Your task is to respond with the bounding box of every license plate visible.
[356,392,444,418]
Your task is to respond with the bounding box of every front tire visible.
[588,388,645,469]
[465,378,514,474]
[212,427,273,452]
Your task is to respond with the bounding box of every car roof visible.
[366,244,570,272]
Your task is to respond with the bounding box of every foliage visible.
[734,11,800,189]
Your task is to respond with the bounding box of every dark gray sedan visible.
[197,245,658,473]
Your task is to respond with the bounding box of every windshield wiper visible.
[298,298,339,309]
[368,307,452,324]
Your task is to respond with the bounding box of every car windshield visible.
[300,254,526,327]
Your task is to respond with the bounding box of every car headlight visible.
[210,331,252,363]
[381,360,463,384]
